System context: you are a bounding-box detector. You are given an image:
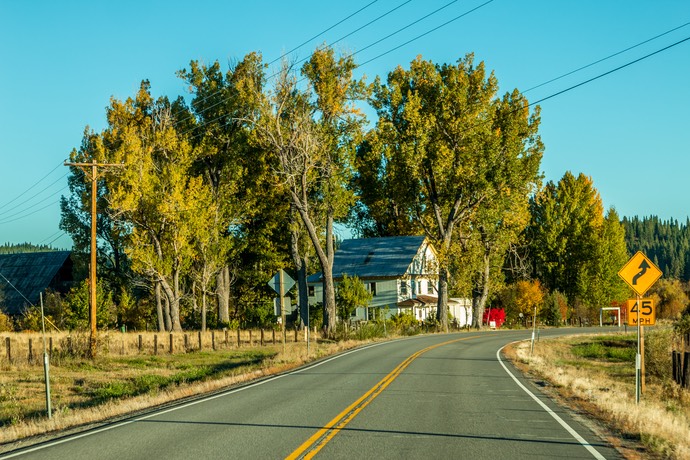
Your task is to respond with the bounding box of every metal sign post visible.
[267,270,295,356]
[40,293,52,418]
[618,251,662,404]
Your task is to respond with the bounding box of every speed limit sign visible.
[627,298,655,326]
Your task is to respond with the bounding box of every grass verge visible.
[504,328,690,459]
[0,336,368,449]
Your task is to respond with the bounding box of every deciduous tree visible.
[368,54,543,330]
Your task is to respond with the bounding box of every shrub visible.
[645,325,673,382]
[0,310,13,332]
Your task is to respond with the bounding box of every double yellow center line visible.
[286,336,478,459]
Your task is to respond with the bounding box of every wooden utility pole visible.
[64,159,124,358]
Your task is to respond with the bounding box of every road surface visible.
[1,328,622,459]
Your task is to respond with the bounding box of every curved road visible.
[2,328,622,459]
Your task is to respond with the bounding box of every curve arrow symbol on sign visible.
[632,259,650,285]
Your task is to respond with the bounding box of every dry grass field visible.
[506,327,690,459]
[0,328,357,447]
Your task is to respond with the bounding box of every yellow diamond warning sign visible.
[618,251,662,296]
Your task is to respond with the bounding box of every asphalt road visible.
[2,328,623,459]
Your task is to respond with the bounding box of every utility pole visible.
[64,159,124,358]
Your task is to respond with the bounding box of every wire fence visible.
[0,328,319,365]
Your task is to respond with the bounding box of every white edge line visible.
[496,341,607,460]
[0,340,393,459]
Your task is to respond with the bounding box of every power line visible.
[524,20,690,93]
[528,35,690,108]
[267,0,380,66]
[358,0,495,68]
[180,0,492,142]
[0,173,68,218]
[0,160,64,211]
[46,231,67,248]
[285,0,414,71]
[188,0,416,128]
[339,0,460,63]
[184,0,384,123]
[449,33,690,137]
[0,197,63,225]
[38,229,64,245]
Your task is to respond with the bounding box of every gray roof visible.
[0,251,72,314]
[332,235,428,279]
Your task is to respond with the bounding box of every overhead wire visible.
[266,0,380,66]
[180,0,493,142]
[448,33,690,137]
[46,231,67,247]
[358,0,495,68]
[283,0,414,71]
[527,35,690,108]
[0,197,63,225]
[523,20,690,93]
[0,160,64,211]
[37,229,64,245]
[0,173,69,218]
[185,0,416,130]
[183,0,386,122]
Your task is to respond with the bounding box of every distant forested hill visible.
[622,216,690,281]
[0,242,60,254]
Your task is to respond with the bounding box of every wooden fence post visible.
[260,329,264,346]
[28,338,33,364]
[212,331,216,351]
[184,334,189,352]
[198,331,202,351]
[153,335,158,355]
[138,335,143,353]
[683,352,690,388]
[169,333,174,354]
[5,337,11,362]
[272,329,276,345]
[224,329,229,346]
[49,337,53,358]
[294,328,298,343]
[237,329,241,347]
[249,330,253,347]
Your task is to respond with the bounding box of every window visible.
[368,282,377,296]
[400,282,408,295]
[427,282,435,295]
[417,281,422,294]
[308,286,315,297]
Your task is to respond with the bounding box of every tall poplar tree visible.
[368,54,543,330]
[251,49,367,334]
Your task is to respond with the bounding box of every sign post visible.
[267,270,295,355]
[618,251,662,404]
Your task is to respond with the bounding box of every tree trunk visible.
[155,281,165,332]
[160,272,182,332]
[163,292,172,332]
[290,190,336,335]
[289,208,310,329]
[436,267,450,332]
[201,290,207,332]
[216,266,230,324]
[472,250,491,328]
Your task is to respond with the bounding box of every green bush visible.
[645,326,673,382]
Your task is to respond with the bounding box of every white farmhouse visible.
[306,236,472,325]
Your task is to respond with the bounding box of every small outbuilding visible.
[0,251,73,315]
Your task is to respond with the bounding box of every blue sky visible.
[1,0,689,248]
